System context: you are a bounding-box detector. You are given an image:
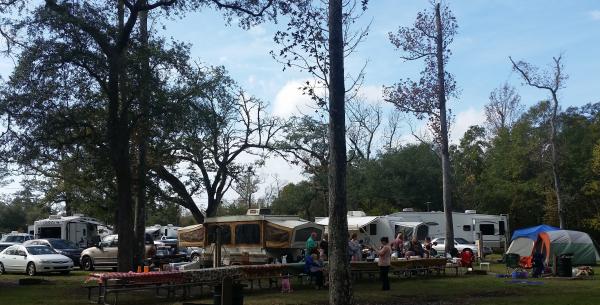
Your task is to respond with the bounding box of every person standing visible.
[378,236,392,291]
[348,233,361,261]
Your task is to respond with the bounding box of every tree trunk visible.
[113,0,134,272]
[134,4,149,269]
[435,3,455,254]
[153,165,205,223]
[550,92,565,228]
[327,1,353,304]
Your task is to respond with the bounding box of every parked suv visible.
[80,234,156,271]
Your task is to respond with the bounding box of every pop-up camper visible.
[178,210,323,265]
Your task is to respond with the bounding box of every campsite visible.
[1,1,600,305]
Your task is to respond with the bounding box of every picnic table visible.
[350,258,451,279]
[85,271,189,304]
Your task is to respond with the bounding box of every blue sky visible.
[161,0,600,119]
[2,0,600,203]
[153,0,600,198]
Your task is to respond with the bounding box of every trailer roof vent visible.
[347,211,367,217]
[246,208,271,216]
[402,208,415,212]
[465,210,477,214]
[48,215,61,220]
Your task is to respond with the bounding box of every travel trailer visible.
[30,214,109,248]
[388,209,509,250]
[146,224,180,241]
[178,209,324,265]
[317,210,509,250]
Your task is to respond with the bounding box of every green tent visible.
[535,230,600,266]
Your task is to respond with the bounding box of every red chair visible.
[460,250,474,268]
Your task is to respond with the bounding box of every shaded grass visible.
[0,265,597,305]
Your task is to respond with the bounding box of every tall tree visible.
[385,2,458,254]
[327,0,352,303]
[271,1,370,302]
[150,64,285,222]
[510,55,568,228]
[484,83,523,135]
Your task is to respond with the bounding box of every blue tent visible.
[511,224,559,241]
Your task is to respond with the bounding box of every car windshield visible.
[455,238,470,244]
[26,246,56,255]
[49,239,77,249]
[2,235,26,243]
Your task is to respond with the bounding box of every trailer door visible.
[472,219,499,247]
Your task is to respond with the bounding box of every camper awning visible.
[393,221,423,228]
[316,216,379,231]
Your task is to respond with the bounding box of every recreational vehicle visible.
[178,209,324,265]
[388,209,509,250]
[317,210,509,251]
[31,214,109,248]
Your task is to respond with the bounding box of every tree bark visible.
[550,92,565,228]
[435,3,455,254]
[328,1,353,304]
[113,0,134,272]
[134,3,149,269]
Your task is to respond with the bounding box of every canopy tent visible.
[511,224,559,241]
[535,230,600,266]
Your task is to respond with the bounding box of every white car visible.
[0,245,73,276]
[431,238,478,257]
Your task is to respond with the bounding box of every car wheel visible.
[27,262,36,276]
[0,262,5,275]
[81,256,95,271]
[190,253,200,263]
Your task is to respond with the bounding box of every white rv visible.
[315,212,415,248]
[145,224,180,241]
[31,214,109,248]
[388,209,509,249]
[317,210,509,250]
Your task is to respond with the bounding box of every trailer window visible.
[416,225,429,241]
[463,225,471,231]
[499,221,506,235]
[369,223,377,236]
[479,224,495,235]
[265,224,290,245]
[39,227,61,239]
[207,225,232,245]
[235,224,261,245]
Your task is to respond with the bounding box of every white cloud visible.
[272,80,320,118]
[248,24,267,37]
[356,85,384,103]
[589,10,600,20]
[450,107,486,143]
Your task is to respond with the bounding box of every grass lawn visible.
[0,264,597,305]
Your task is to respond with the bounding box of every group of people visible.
[305,231,476,291]
[304,232,328,289]
[391,233,439,259]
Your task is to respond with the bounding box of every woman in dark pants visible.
[378,236,392,291]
